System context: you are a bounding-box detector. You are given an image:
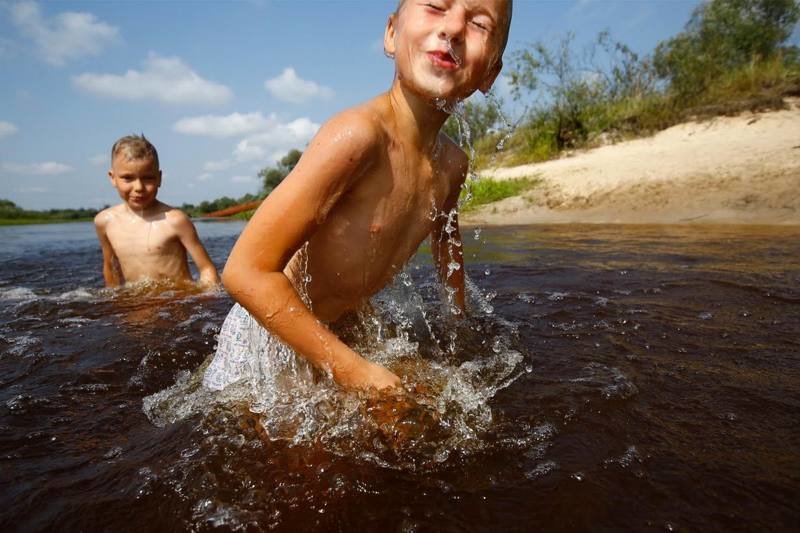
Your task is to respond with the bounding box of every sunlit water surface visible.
[1,221,798,530]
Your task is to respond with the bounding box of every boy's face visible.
[108,154,162,210]
[385,0,509,103]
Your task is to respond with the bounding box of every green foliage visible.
[0,198,99,224]
[259,148,302,194]
[477,0,800,169]
[181,193,260,217]
[653,0,800,102]
[506,32,659,155]
[459,177,542,212]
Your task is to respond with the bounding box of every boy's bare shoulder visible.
[315,103,385,154]
[163,206,195,232]
[93,204,123,228]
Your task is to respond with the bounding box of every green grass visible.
[459,176,542,212]
[0,218,93,226]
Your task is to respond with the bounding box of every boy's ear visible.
[383,14,396,58]
[479,59,503,94]
[157,169,162,187]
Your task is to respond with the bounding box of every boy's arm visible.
[431,147,467,314]
[94,213,123,287]
[173,212,220,286]
[222,111,400,391]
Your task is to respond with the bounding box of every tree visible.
[653,0,800,100]
[258,148,303,194]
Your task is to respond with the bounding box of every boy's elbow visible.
[220,265,239,294]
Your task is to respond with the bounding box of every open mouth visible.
[428,50,459,70]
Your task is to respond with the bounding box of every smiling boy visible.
[94,135,219,287]
[204,0,512,396]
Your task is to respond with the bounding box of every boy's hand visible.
[337,358,401,391]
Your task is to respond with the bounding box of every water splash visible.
[143,269,524,471]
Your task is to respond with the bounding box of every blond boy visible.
[94,135,219,287]
[204,0,512,394]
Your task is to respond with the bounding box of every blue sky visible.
[0,0,706,210]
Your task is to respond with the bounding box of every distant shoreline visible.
[464,98,800,226]
[0,218,93,226]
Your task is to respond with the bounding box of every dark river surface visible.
[1,221,798,531]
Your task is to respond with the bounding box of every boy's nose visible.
[438,7,466,42]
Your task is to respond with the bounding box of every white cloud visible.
[10,1,119,66]
[88,154,107,166]
[1,161,73,175]
[0,121,18,138]
[174,112,273,138]
[202,159,235,172]
[264,68,333,104]
[233,117,319,162]
[73,52,232,106]
[195,172,213,182]
[230,175,257,183]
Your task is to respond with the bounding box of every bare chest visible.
[106,218,182,261]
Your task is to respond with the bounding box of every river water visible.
[1,221,798,530]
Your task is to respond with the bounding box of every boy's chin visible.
[126,198,156,210]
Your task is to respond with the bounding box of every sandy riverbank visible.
[464,98,800,225]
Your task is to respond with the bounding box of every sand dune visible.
[465,98,800,225]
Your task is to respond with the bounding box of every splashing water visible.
[143,268,523,471]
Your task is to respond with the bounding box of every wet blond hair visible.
[394,0,513,57]
[110,134,159,168]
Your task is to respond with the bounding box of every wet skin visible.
[94,155,219,287]
[222,0,509,391]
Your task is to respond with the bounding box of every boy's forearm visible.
[198,265,220,286]
[101,256,122,287]
[226,271,371,384]
[102,265,121,287]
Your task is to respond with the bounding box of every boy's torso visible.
[103,203,192,283]
[288,99,465,322]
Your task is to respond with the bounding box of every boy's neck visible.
[123,200,162,220]
[386,81,451,155]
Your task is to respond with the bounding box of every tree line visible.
[0,199,99,223]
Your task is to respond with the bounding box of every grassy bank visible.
[460,176,542,212]
[0,218,94,226]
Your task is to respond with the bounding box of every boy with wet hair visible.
[204,0,512,394]
[94,134,220,287]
